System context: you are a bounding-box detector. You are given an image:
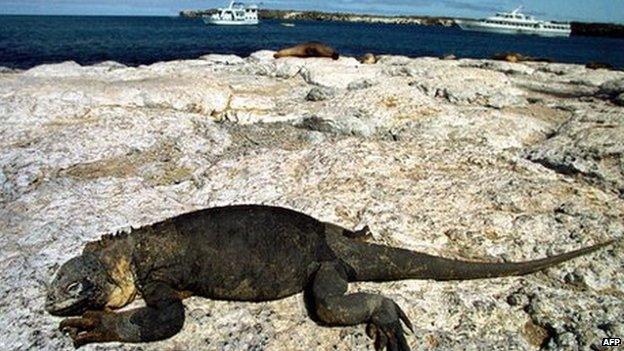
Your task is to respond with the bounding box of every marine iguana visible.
[45,204,614,350]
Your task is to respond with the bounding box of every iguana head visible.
[45,253,114,316]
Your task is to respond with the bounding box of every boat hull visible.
[203,18,259,26]
[456,20,570,37]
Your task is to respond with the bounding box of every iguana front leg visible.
[309,262,414,351]
[59,281,184,348]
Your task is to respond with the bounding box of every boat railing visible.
[510,6,523,15]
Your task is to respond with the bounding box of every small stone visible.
[300,131,326,144]
[347,79,376,91]
[0,66,19,74]
[555,332,578,348]
[507,292,529,306]
[564,270,586,286]
[0,169,7,187]
[598,78,624,97]
[199,54,245,65]
[295,115,337,133]
[522,320,549,347]
[306,86,338,101]
[615,93,624,106]
[248,50,277,62]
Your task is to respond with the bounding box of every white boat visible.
[203,1,259,26]
[455,7,571,37]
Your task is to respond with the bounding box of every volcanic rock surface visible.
[1,52,623,351]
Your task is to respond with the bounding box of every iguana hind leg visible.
[60,281,184,348]
[309,261,414,351]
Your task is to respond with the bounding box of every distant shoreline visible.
[180,9,624,38]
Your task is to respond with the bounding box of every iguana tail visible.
[338,239,615,282]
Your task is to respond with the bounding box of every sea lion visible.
[274,42,339,60]
[586,62,613,70]
[493,52,524,63]
[492,52,552,63]
[359,53,377,64]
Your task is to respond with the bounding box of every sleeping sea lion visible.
[492,52,552,63]
[359,53,377,64]
[274,42,339,60]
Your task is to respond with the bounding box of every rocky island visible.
[180,9,455,26]
[180,9,624,37]
[1,52,623,350]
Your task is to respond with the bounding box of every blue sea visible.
[1,15,623,69]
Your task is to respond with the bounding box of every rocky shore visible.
[1,52,623,350]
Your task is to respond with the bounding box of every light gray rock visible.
[486,93,526,109]
[305,86,338,101]
[459,59,536,76]
[23,61,84,77]
[299,57,375,89]
[236,61,276,76]
[92,61,127,70]
[0,168,10,200]
[1,55,623,351]
[536,63,585,76]
[598,78,624,97]
[526,107,624,197]
[249,50,276,62]
[347,78,377,91]
[0,66,20,74]
[294,114,375,137]
[300,131,327,144]
[410,69,521,105]
[199,54,245,65]
[376,55,413,66]
[274,59,305,78]
[616,92,624,106]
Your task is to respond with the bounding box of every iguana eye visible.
[66,282,82,295]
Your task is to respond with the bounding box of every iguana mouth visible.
[45,297,89,317]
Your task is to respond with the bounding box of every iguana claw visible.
[366,300,413,351]
[60,311,116,348]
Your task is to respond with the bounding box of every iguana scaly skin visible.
[45,205,614,350]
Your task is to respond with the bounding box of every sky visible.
[1,0,623,23]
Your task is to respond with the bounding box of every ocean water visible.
[1,15,623,69]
